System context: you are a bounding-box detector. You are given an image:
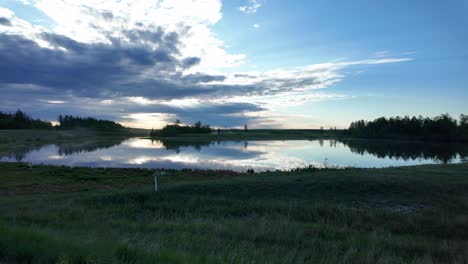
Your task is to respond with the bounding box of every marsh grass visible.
[1,162,468,263]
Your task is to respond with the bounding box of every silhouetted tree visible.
[459,114,468,141]
[0,109,52,129]
[151,121,212,137]
[348,114,464,141]
[57,115,124,131]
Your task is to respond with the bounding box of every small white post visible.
[154,171,166,193]
[154,174,158,192]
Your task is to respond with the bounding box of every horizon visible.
[1,108,466,130]
[1,0,467,129]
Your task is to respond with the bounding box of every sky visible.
[0,0,467,129]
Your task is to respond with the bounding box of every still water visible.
[1,138,467,171]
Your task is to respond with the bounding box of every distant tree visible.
[57,115,124,131]
[0,109,52,130]
[175,119,181,125]
[152,121,212,137]
[320,127,324,134]
[458,114,468,141]
[460,114,468,126]
[244,124,248,132]
[348,114,462,141]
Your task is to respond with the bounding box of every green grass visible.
[1,162,468,263]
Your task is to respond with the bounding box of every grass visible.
[1,162,468,263]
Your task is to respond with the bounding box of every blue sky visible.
[0,0,467,128]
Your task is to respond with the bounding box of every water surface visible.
[1,138,467,171]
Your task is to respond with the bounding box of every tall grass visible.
[1,162,468,263]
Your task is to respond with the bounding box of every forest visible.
[0,110,124,131]
[348,114,468,141]
[57,115,124,131]
[0,110,53,130]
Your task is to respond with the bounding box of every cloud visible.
[0,17,12,26]
[0,1,414,128]
[239,0,263,14]
[374,50,389,58]
[0,28,412,126]
[0,32,199,97]
[253,23,260,29]
[31,0,243,71]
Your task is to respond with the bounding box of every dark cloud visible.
[101,11,114,21]
[0,84,267,127]
[0,30,328,101]
[0,27,330,127]
[0,32,199,97]
[181,57,201,68]
[182,73,226,83]
[0,17,11,26]
[109,101,267,127]
[234,74,255,78]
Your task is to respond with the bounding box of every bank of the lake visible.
[0,129,148,158]
[148,129,345,142]
[1,162,467,263]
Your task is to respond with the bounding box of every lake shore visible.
[148,129,345,142]
[1,162,467,263]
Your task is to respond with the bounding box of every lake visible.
[1,138,467,171]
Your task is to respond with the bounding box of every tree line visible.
[348,114,468,141]
[150,120,212,137]
[58,115,124,131]
[0,110,53,129]
[0,110,125,131]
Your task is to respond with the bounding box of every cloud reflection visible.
[1,138,467,171]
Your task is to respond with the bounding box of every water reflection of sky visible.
[0,138,466,172]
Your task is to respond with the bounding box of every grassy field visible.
[1,162,468,263]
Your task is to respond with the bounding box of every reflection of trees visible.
[157,140,213,153]
[0,146,42,161]
[0,137,128,161]
[338,139,468,164]
[57,138,127,156]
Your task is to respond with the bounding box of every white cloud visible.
[120,113,177,129]
[239,0,263,14]
[0,1,415,128]
[29,0,244,71]
[374,50,389,58]
[46,100,67,104]
[0,7,48,40]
